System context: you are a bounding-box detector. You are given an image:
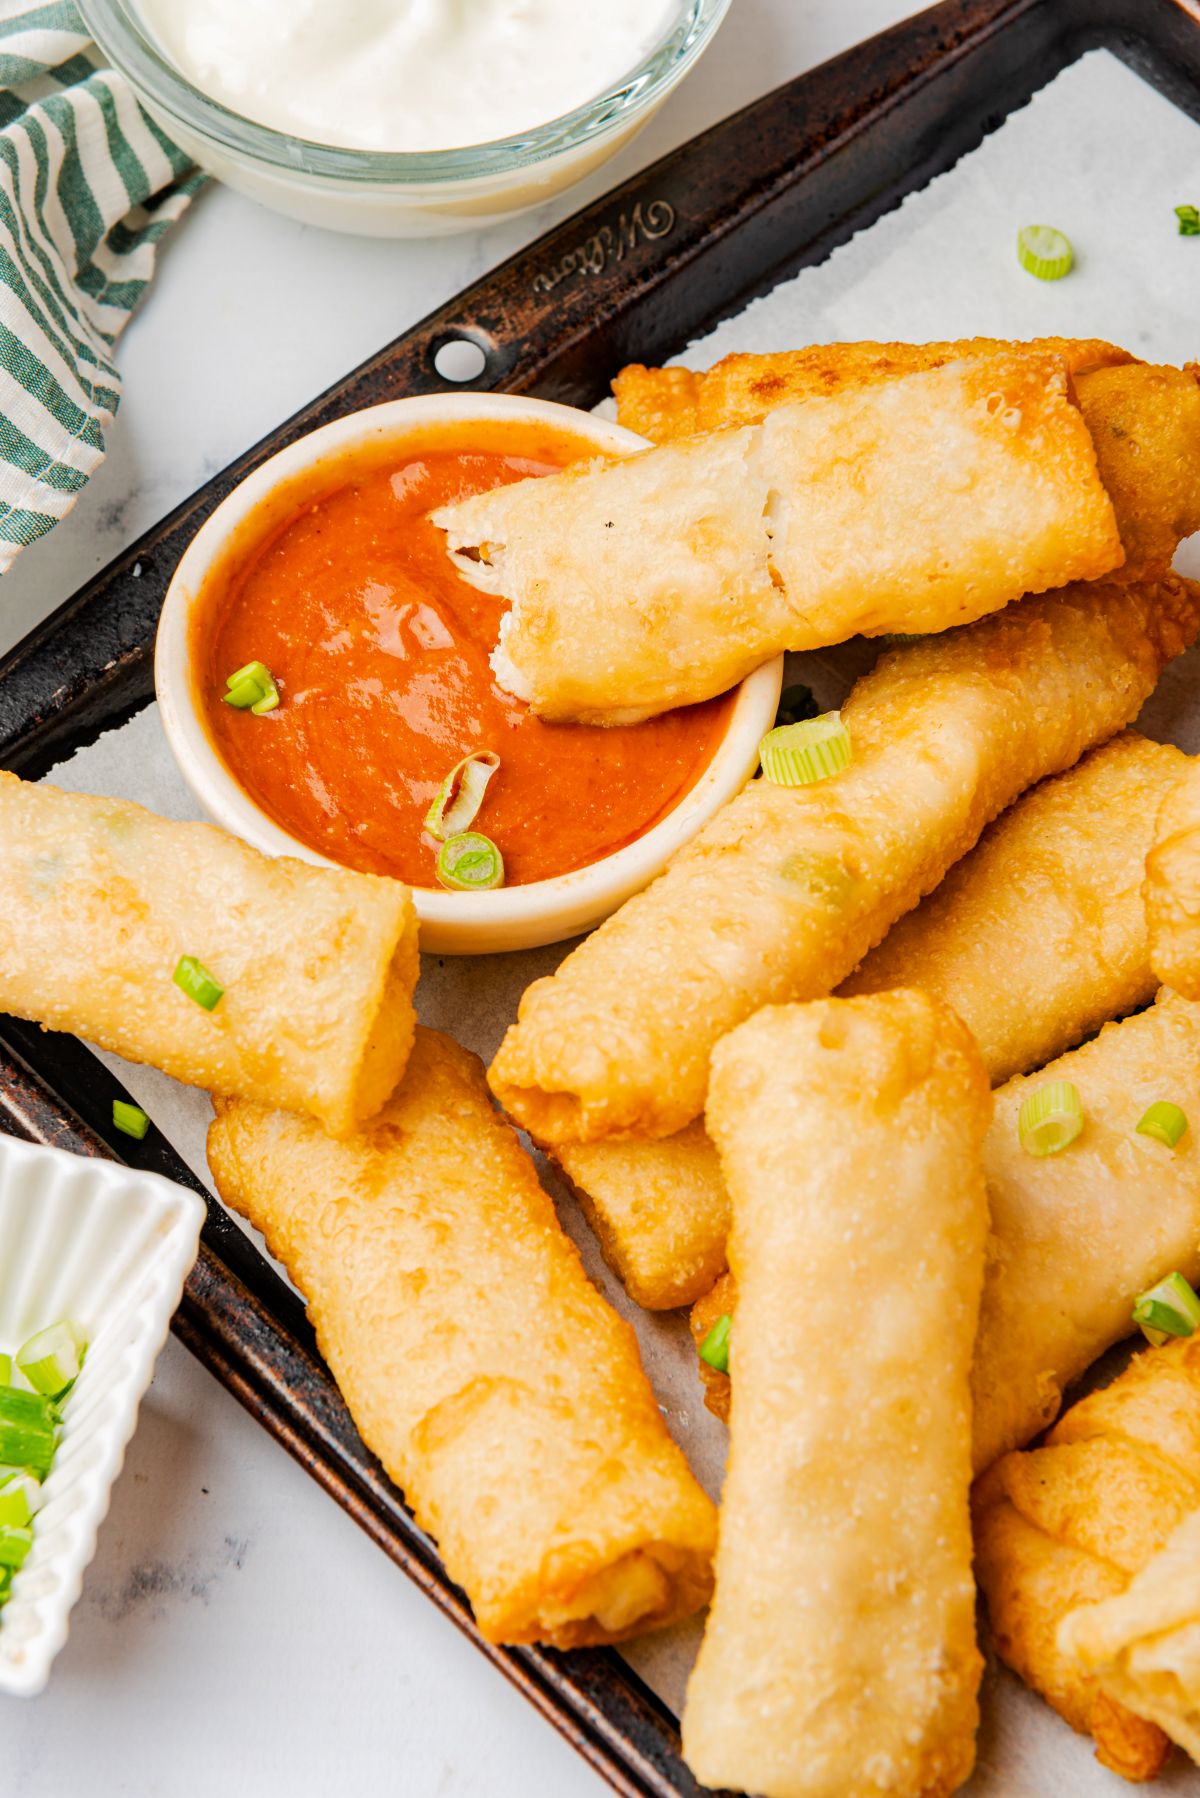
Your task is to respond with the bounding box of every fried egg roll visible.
[0,772,418,1138]
[1060,1508,1200,1767]
[437,354,1123,722]
[206,1028,716,1648]
[1146,759,1200,1000]
[842,731,1188,1083]
[691,994,1200,1473]
[493,575,1200,1144]
[681,994,991,1798]
[975,1337,1200,1780]
[616,346,1200,585]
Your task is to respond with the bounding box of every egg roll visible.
[206,1028,716,1648]
[1060,1509,1200,1766]
[842,731,1188,1083]
[0,772,418,1137]
[681,993,991,1798]
[1146,759,1200,1000]
[974,1336,1200,1780]
[492,574,1200,1145]
[690,993,1200,1473]
[437,353,1123,722]
[612,336,1132,442]
[616,346,1200,584]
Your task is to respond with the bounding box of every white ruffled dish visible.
[0,1136,204,1696]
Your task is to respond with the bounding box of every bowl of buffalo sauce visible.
[155,394,782,954]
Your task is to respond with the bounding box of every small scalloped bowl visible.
[0,1137,204,1696]
[156,392,783,956]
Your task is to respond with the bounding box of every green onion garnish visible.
[16,1321,84,1400]
[173,955,224,1011]
[0,1355,10,1388]
[222,660,280,715]
[1176,204,1200,237]
[699,1314,732,1374]
[1016,224,1074,281]
[1133,1271,1200,1346]
[759,712,852,787]
[1017,1080,1084,1157]
[424,750,501,842]
[112,1099,150,1140]
[0,1472,42,1516]
[0,1525,33,1571]
[0,1482,33,1531]
[0,1418,50,1480]
[1136,1101,1189,1151]
[435,831,505,893]
[774,685,819,729]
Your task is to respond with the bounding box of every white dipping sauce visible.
[140,0,682,153]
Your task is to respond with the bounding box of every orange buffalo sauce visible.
[194,421,733,890]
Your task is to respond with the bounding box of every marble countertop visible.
[5,4,909,1793]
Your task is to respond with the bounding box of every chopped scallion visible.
[1136,1101,1188,1151]
[1016,224,1074,280]
[0,1355,10,1388]
[1176,204,1200,236]
[0,1524,33,1570]
[0,1483,32,1531]
[699,1314,732,1374]
[1133,1271,1200,1346]
[16,1321,85,1400]
[435,831,505,893]
[0,1472,42,1516]
[222,660,280,715]
[112,1099,150,1141]
[173,955,224,1011]
[759,712,852,787]
[1017,1080,1083,1157]
[424,750,501,842]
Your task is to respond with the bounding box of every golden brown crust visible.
[207,1028,716,1648]
[688,1271,733,1422]
[1146,761,1200,999]
[0,770,418,1137]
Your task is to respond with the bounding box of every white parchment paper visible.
[44,46,1200,1794]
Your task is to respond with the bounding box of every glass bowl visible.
[78,0,731,237]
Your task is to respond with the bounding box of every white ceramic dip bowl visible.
[155,392,782,956]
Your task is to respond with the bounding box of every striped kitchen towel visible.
[0,0,200,574]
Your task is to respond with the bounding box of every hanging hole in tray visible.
[433,337,489,384]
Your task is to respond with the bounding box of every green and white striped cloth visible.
[0,0,199,574]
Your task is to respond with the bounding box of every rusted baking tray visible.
[2,0,1200,1790]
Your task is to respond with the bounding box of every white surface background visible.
[0,3,1078,1795]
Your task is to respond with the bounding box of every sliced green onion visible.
[1134,1271,1200,1346]
[112,1099,150,1141]
[1136,1101,1189,1151]
[0,1483,33,1531]
[0,1566,11,1601]
[1176,204,1200,237]
[774,685,819,729]
[0,1525,33,1570]
[1016,224,1074,280]
[173,955,224,1011]
[759,712,852,787]
[1018,1080,1084,1157]
[699,1314,732,1374]
[435,831,505,893]
[223,660,280,715]
[424,750,501,842]
[0,1355,10,1388]
[16,1321,84,1399]
[0,1472,42,1516]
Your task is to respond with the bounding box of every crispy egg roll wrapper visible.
[0,772,418,1138]
[617,344,1200,584]
[612,336,1133,441]
[493,574,1200,1144]
[206,1028,716,1648]
[974,1338,1200,1780]
[558,734,1190,1308]
[1059,1508,1200,1766]
[1146,759,1200,999]
[843,731,1188,1083]
[681,994,991,1798]
[437,354,1123,722]
[691,994,1200,1473]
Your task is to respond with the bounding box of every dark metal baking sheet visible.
[3,1,1200,1790]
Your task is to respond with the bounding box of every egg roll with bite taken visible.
[437,353,1122,723]
[493,575,1200,1145]
[681,993,991,1798]
[0,772,418,1138]
[206,1028,716,1648]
